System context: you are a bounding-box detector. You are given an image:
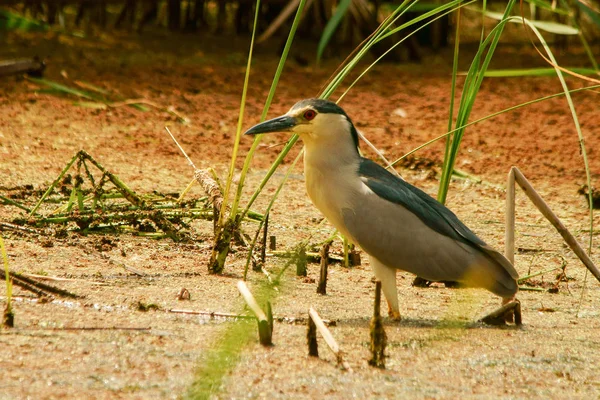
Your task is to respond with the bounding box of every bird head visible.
[244,99,359,150]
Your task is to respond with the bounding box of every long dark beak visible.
[244,115,296,136]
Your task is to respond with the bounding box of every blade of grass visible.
[576,0,600,26]
[243,150,303,279]
[27,77,97,100]
[231,0,309,218]
[0,9,48,31]
[389,84,600,166]
[336,0,474,103]
[480,67,600,77]
[438,0,517,204]
[316,0,352,64]
[444,5,462,190]
[526,0,570,15]
[560,0,599,72]
[483,9,579,34]
[218,0,263,228]
[320,0,419,99]
[240,135,301,219]
[327,0,472,101]
[520,17,595,310]
[378,0,468,41]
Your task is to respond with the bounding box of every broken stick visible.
[308,307,351,371]
[317,242,331,295]
[506,167,600,283]
[237,281,272,346]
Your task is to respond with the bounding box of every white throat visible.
[298,113,362,238]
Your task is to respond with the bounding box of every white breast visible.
[304,154,363,240]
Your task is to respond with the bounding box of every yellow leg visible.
[370,256,401,320]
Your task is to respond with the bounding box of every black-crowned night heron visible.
[245,99,519,320]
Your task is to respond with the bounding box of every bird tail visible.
[479,245,519,298]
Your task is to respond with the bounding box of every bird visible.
[245,98,519,320]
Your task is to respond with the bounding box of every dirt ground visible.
[1,26,600,400]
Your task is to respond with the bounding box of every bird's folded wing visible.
[356,158,518,280]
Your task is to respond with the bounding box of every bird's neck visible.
[302,138,361,237]
[302,137,360,173]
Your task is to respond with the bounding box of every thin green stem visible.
[232,0,309,216]
[241,135,301,220]
[244,150,304,279]
[337,1,473,103]
[522,18,593,255]
[438,1,516,203]
[221,0,262,224]
[443,5,462,193]
[390,84,600,166]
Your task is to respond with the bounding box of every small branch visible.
[194,168,224,214]
[317,242,331,295]
[511,167,600,284]
[168,308,335,325]
[169,309,255,319]
[237,281,272,346]
[30,151,80,216]
[517,265,564,283]
[1,270,80,299]
[296,245,307,277]
[47,326,151,331]
[308,307,351,371]
[0,222,39,234]
[505,167,516,265]
[307,316,318,357]
[269,250,344,263]
[261,213,269,265]
[20,273,107,285]
[0,195,32,213]
[479,300,522,326]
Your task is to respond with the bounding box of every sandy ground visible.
[1,26,600,399]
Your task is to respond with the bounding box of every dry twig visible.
[308,307,352,371]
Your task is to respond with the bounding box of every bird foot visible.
[480,300,522,327]
[388,308,402,321]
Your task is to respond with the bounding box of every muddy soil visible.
[1,27,600,399]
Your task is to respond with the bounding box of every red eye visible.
[303,110,316,121]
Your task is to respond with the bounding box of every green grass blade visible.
[484,9,579,34]
[232,0,308,216]
[481,67,600,77]
[379,0,466,41]
[525,0,570,15]
[320,0,416,99]
[220,0,262,224]
[0,9,48,31]
[522,18,594,252]
[316,0,352,64]
[390,84,600,166]
[438,1,516,204]
[243,150,303,279]
[576,0,600,27]
[27,77,97,100]
[337,1,474,103]
[443,4,462,192]
[241,135,300,219]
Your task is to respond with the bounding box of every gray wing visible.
[342,158,518,297]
